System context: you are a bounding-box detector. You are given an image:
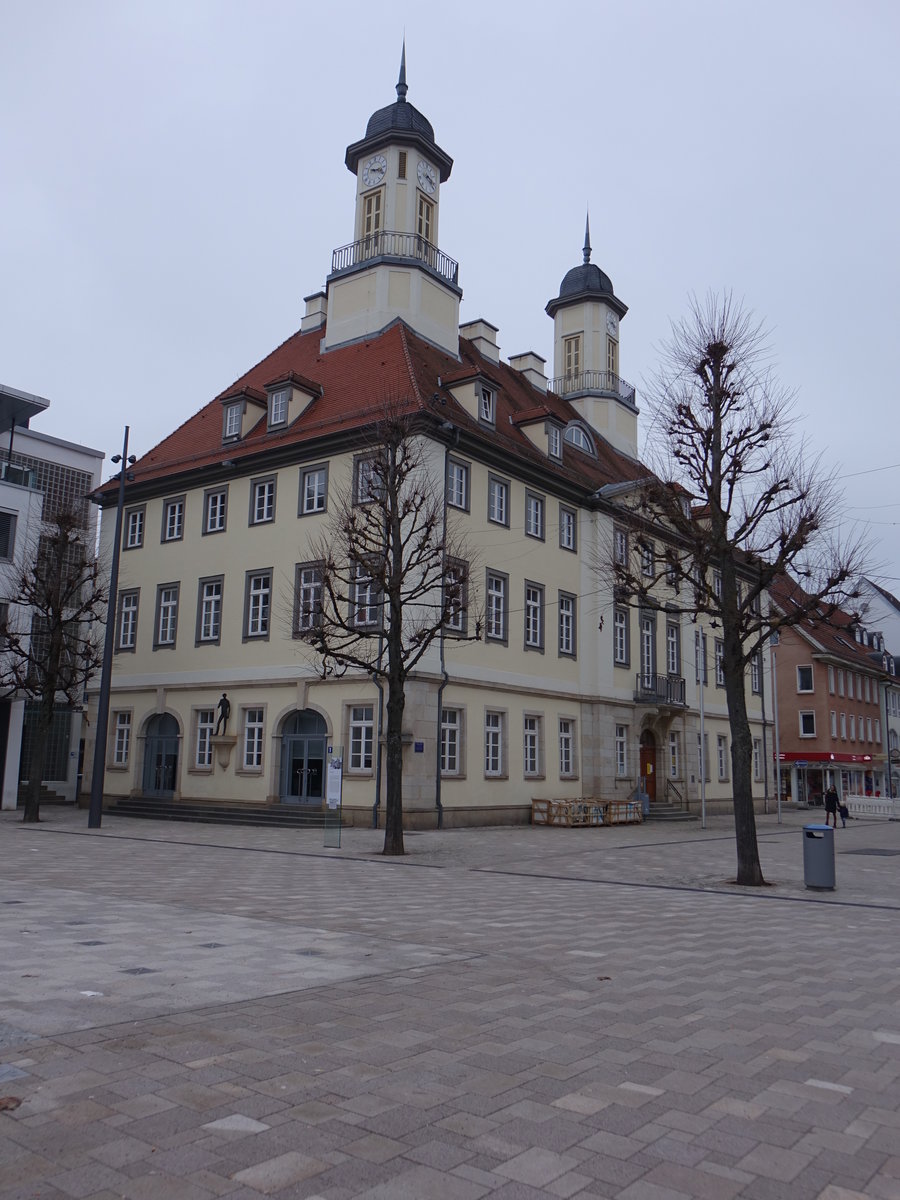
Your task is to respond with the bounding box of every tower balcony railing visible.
[634,673,686,707]
[550,369,636,406]
[331,231,459,287]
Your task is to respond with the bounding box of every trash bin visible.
[803,824,835,890]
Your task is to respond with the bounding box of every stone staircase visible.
[644,799,698,823]
[103,796,345,829]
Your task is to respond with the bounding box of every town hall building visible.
[85,56,769,826]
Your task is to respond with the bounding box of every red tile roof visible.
[770,574,886,674]
[99,319,644,498]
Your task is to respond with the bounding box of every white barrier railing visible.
[843,794,897,819]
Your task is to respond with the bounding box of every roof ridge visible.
[398,323,425,408]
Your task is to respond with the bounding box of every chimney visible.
[459,318,500,364]
[508,351,548,394]
[301,291,327,333]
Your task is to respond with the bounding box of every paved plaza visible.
[1,806,899,1200]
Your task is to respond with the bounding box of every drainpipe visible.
[434,423,458,830]
[883,671,892,800]
[372,662,386,830]
[760,644,769,815]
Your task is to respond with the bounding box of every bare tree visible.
[613,294,866,885]
[300,406,477,855]
[0,509,106,822]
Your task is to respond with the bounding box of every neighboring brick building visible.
[770,576,891,805]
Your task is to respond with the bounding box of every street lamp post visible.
[88,428,135,829]
[771,634,782,824]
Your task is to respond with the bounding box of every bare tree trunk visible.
[22,705,51,824]
[382,673,405,855]
[723,648,764,885]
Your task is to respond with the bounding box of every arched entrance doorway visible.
[639,730,657,802]
[142,713,179,797]
[280,710,327,805]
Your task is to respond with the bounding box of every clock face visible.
[417,159,437,194]
[606,311,618,336]
[362,154,387,187]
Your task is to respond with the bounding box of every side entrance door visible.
[639,730,657,802]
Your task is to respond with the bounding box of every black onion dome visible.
[546,213,627,318]
[365,99,435,143]
[558,261,615,299]
[344,44,453,180]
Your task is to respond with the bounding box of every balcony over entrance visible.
[634,673,686,707]
[330,232,459,288]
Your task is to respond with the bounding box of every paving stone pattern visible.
[1,807,899,1199]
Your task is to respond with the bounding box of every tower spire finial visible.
[396,37,408,101]
[583,209,591,265]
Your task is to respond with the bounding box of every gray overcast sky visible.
[3,2,899,585]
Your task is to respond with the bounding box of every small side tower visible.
[546,216,637,458]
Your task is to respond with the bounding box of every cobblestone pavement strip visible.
[1,807,899,1199]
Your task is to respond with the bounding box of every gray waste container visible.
[803,824,835,890]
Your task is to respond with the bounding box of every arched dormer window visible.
[564,421,596,456]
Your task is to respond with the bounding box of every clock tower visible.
[324,46,461,355]
[546,216,638,459]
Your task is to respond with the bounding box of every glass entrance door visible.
[282,736,325,804]
[142,714,179,797]
[280,711,327,806]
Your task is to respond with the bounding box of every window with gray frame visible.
[558,592,576,657]
[524,582,544,651]
[196,576,224,645]
[487,474,509,526]
[559,505,576,552]
[485,570,508,644]
[244,570,271,639]
[295,561,324,635]
[250,477,276,525]
[447,458,470,511]
[525,491,545,540]
[613,606,629,666]
[444,558,468,635]
[203,487,227,534]
[666,620,680,675]
[161,496,185,543]
[124,506,145,550]
[154,583,179,648]
[116,589,139,652]
[299,464,328,515]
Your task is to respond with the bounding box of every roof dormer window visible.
[548,424,562,460]
[479,386,495,426]
[224,402,241,440]
[269,389,288,427]
[564,422,595,456]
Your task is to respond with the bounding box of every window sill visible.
[235,768,264,777]
[187,766,213,776]
[105,763,129,772]
[484,773,508,781]
[345,769,374,779]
